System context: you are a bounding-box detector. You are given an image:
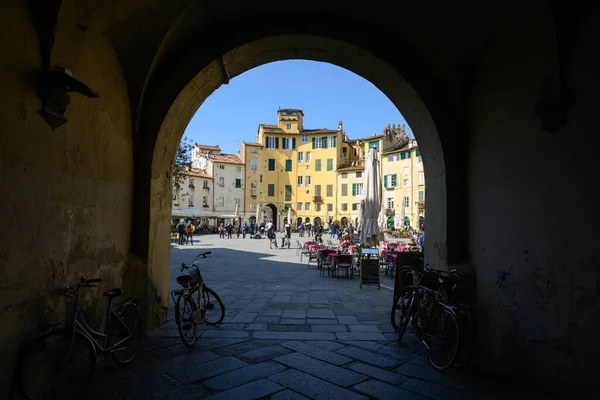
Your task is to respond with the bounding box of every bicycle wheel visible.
[453,308,474,367]
[390,286,413,330]
[110,302,145,365]
[426,308,460,370]
[393,288,415,343]
[175,292,198,347]
[17,328,96,400]
[201,286,225,325]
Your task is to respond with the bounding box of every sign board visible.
[359,259,380,289]
[360,248,379,255]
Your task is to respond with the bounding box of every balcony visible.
[313,196,323,202]
[338,160,364,169]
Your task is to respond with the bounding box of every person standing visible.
[241,221,248,238]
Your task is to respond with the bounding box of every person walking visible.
[177,220,186,245]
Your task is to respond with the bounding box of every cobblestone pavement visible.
[89,234,543,399]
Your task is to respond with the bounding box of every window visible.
[217,197,224,207]
[400,151,412,160]
[356,171,362,178]
[218,177,224,187]
[251,147,258,153]
[418,171,424,184]
[404,167,409,175]
[418,191,424,202]
[305,202,310,210]
[283,137,296,149]
[384,174,397,188]
[268,184,275,196]
[352,203,358,211]
[397,154,401,161]
[285,185,292,201]
[250,203,256,210]
[341,172,347,179]
[297,176,303,186]
[285,159,292,171]
[341,203,348,211]
[268,159,275,171]
[301,135,308,144]
[284,203,291,210]
[298,152,303,162]
[387,197,394,209]
[387,155,394,162]
[236,166,242,172]
[328,136,337,147]
[416,148,421,157]
[315,159,321,171]
[202,196,208,206]
[326,184,333,197]
[314,137,323,149]
[341,184,348,196]
[188,197,194,206]
[189,178,194,187]
[251,158,258,170]
[286,123,292,130]
[315,204,321,211]
[326,158,333,171]
[314,185,322,196]
[352,183,363,196]
[305,176,311,187]
[260,174,262,183]
[297,202,302,210]
[403,196,409,207]
[250,181,257,196]
[404,179,409,186]
[306,152,311,162]
[235,179,242,188]
[368,141,379,150]
[267,137,278,148]
[327,204,333,212]
[203,180,209,189]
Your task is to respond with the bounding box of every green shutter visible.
[315,159,321,171]
[312,137,316,149]
[265,136,269,147]
[327,159,332,171]
[332,136,337,147]
[268,159,275,170]
[393,174,397,187]
[285,159,292,171]
[352,183,356,196]
[292,138,296,149]
[407,151,411,158]
[384,175,388,188]
[400,153,405,160]
[275,138,279,148]
[321,137,327,148]
[416,149,420,157]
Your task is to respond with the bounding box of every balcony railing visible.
[337,160,364,169]
[313,196,323,202]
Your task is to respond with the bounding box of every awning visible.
[171,208,238,219]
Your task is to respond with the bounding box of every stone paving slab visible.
[274,353,367,387]
[353,379,429,399]
[204,378,284,400]
[269,369,369,400]
[202,361,286,390]
[167,357,248,385]
[281,341,353,365]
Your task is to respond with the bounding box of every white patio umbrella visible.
[360,147,382,245]
[378,208,385,230]
[255,203,261,224]
[287,207,292,227]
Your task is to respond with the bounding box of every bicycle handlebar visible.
[197,251,212,259]
[181,252,212,272]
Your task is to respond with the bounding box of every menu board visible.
[360,259,380,289]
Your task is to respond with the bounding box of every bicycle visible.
[15,277,144,400]
[392,266,460,370]
[172,252,225,347]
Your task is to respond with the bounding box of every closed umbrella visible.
[378,208,385,230]
[287,207,292,227]
[255,203,261,225]
[360,147,382,245]
[324,207,329,230]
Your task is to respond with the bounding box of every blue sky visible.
[183,60,412,154]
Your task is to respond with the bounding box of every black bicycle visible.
[172,252,225,347]
[16,277,144,400]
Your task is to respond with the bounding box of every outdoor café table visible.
[303,241,317,249]
[328,253,353,279]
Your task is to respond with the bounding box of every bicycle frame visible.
[66,290,137,354]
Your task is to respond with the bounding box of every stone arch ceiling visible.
[85,0,522,133]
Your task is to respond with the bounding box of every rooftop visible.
[182,168,212,179]
[195,144,221,151]
[242,142,264,147]
[209,153,244,165]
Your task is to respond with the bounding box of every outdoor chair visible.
[306,246,320,268]
[385,253,396,278]
[319,249,336,277]
[299,243,312,262]
[336,254,354,279]
[296,240,303,257]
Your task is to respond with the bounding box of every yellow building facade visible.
[239,110,426,231]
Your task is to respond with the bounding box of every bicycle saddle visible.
[103,288,123,298]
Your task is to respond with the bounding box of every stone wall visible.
[0,2,133,393]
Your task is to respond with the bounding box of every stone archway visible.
[340,217,348,228]
[264,204,277,228]
[143,36,449,327]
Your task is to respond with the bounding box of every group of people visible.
[176,220,197,245]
